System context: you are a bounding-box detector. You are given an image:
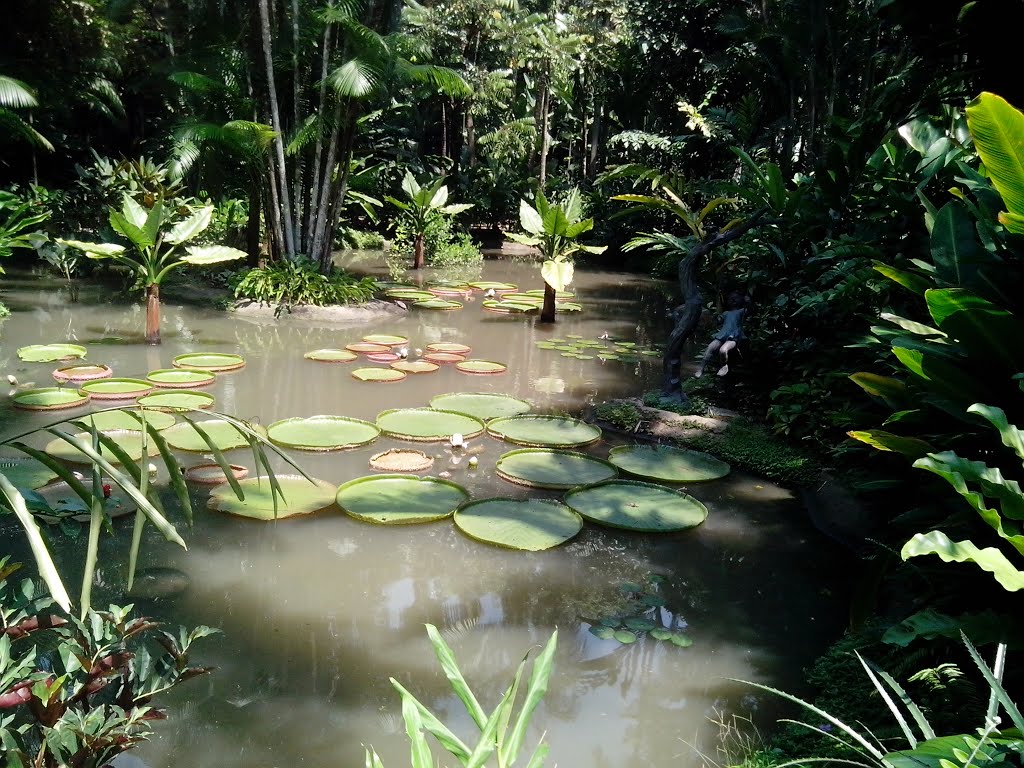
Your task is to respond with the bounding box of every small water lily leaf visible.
[172,352,245,372]
[564,480,708,532]
[426,342,471,355]
[495,448,617,489]
[376,408,485,442]
[613,630,637,644]
[608,445,730,483]
[454,498,583,551]
[268,415,380,451]
[80,378,153,399]
[137,390,215,411]
[362,334,408,346]
[208,475,337,520]
[304,349,358,363]
[346,342,391,355]
[455,360,507,375]
[650,628,673,641]
[589,625,615,640]
[12,388,91,411]
[336,474,469,524]
[146,368,216,388]
[670,633,693,647]
[351,367,407,382]
[53,364,112,383]
[184,463,248,485]
[599,617,621,628]
[430,392,531,421]
[78,409,176,431]
[623,617,657,631]
[487,415,602,448]
[163,419,252,452]
[556,302,583,313]
[45,429,159,464]
[17,344,88,363]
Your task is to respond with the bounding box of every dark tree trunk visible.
[246,183,262,266]
[413,234,425,270]
[540,282,556,323]
[145,284,161,345]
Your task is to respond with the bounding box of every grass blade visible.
[861,655,935,741]
[127,510,146,592]
[497,657,528,761]
[180,412,242,506]
[524,742,549,768]
[400,695,434,768]
[855,651,919,747]
[390,678,471,761]
[776,719,875,761]
[503,630,558,766]
[963,634,1024,730]
[425,623,488,729]
[466,686,512,768]
[79,427,104,617]
[8,442,91,503]
[139,412,193,524]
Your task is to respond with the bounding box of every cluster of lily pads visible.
[303,334,508,381]
[584,576,693,647]
[535,335,663,362]
[377,280,583,314]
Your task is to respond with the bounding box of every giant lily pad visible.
[376,408,485,442]
[351,367,406,382]
[413,299,462,310]
[44,429,160,465]
[426,342,472,355]
[487,415,602,448]
[80,378,153,400]
[336,474,469,524]
[564,480,708,532]
[172,353,246,372]
[136,390,215,411]
[454,498,583,551]
[78,409,176,432]
[268,415,380,451]
[304,348,358,363]
[184,463,249,485]
[163,419,253,452]
[17,343,88,363]
[369,449,433,472]
[146,369,217,388]
[0,457,57,489]
[482,300,538,314]
[362,334,408,347]
[12,387,90,411]
[423,351,466,365]
[429,392,531,421]
[456,360,507,375]
[607,445,730,483]
[346,342,391,355]
[469,281,517,292]
[495,449,618,489]
[367,351,400,363]
[208,475,337,520]
[33,480,137,523]
[53,364,112,383]
[385,289,434,301]
[390,360,439,374]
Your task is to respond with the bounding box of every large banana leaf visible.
[925,288,1024,371]
[929,202,993,289]
[165,205,213,244]
[180,245,247,264]
[965,92,1024,220]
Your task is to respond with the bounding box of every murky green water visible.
[0,256,846,768]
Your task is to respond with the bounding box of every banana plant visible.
[386,173,473,270]
[58,195,246,343]
[507,188,606,323]
[0,192,50,269]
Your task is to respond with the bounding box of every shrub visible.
[687,419,820,486]
[338,227,386,249]
[232,257,377,314]
[390,213,482,268]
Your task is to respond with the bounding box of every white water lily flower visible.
[449,433,465,448]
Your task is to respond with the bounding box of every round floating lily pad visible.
[536,342,557,350]
[556,303,583,313]
[0,457,57,489]
[429,392,531,421]
[608,444,730,483]
[502,293,543,303]
[414,299,463,310]
[366,351,400,363]
[427,280,471,291]
[495,448,617,489]
[362,334,408,347]
[390,360,439,374]
[304,348,358,363]
[79,409,176,432]
[564,480,708,532]
[163,419,252,452]
[469,281,517,292]
[267,415,380,451]
[184,463,249,485]
[337,474,469,524]
[487,415,602,448]
[589,625,616,640]
[426,342,472,355]
[376,408,485,442]
[454,498,583,551]
[351,367,406,382]
[44,429,160,465]
[456,360,507,375]
[13,387,90,411]
[208,475,337,520]
[80,378,153,400]
[670,633,694,647]
[614,630,638,644]
[17,343,88,363]
[53,364,112,383]
[33,480,137,523]
[650,628,673,641]
[597,353,620,360]
[136,390,215,411]
[172,353,245,372]
[422,352,466,364]
[482,300,538,313]
[385,289,434,301]
[146,369,216,388]
[346,342,391,355]
[369,448,434,472]
[623,617,658,631]
[428,286,471,298]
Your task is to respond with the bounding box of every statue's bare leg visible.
[717,340,737,376]
[695,340,722,379]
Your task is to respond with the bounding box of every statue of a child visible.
[695,290,748,378]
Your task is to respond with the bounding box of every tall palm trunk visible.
[145,284,161,345]
[413,234,425,270]
[540,283,556,323]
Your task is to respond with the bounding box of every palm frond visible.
[286,113,322,155]
[622,231,693,255]
[87,77,125,118]
[168,70,225,95]
[396,60,471,98]
[319,0,365,25]
[0,75,39,108]
[328,58,381,99]
[0,108,54,151]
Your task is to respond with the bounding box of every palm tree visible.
[0,75,53,151]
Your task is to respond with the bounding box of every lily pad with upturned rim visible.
[136,390,215,411]
[482,300,538,314]
[146,369,217,388]
[172,353,246,372]
[385,289,434,301]
[422,352,466,365]
[304,348,359,363]
[78,409,176,432]
[456,360,507,375]
[184,463,249,485]
[607,444,730,483]
[428,392,531,421]
[487,415,602,448]
[0,457,57,489]
[336,474,469,524]
[17,344,88,363]
[267,415,380,451]
[44,429,160,465]
[346,342,391,355]
[425,342,472,355]
[495,448,618,489]
[366,351,400,363]
[563,480,708,532]
[454,498,583,551]
[376,408,485,442]
[351,367,406,382]
[12,388,91,411]
[369,448,434,472]
[413,299,463,310]
[208,475,337,520]
[80,378,154,400]
[469,281,517,292]
[390,360,439,374]
[362,334,408,347]
[52,364,112,383]
[162,419,254,452]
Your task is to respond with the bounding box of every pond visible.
[0,254,848,768]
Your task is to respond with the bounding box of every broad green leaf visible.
[400,696,433,768]
[999,210,1024,234]
[565,218,593,238]
[872,262,931,295]
[390,679,471,761]
[847,430,933,459]
[166,206,213,244]
[925,288,1024,371]
[440,203,474,215]
[56,239,126,257]
[429,184,449,209]
[901,530,1024,591]
[969,403,1024,461]
[424,624,488,729]
[965,92,1024,218]
[181,245,247,265]
[109,209,153,250]
[519,199,543,235]
[929,202,988,288]
[542,206,569,237]
[502,630,557,766]
[879,313,944,337]
[143,198,165,245]
[541,258,573,291]
[506,232,541,247]
[848,372,907,407]
[121,195,148,229]
[401,172,419,199]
